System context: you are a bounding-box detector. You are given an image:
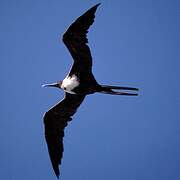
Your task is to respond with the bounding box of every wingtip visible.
[93,3,101,9]
[55,170,60,179]
[56,174,60,179]
[95,3,101,7]
[89,3,101,11]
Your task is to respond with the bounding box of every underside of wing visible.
[43,93,86,178]
[62,3,100,75]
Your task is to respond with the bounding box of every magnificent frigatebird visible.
[43,3,138,178]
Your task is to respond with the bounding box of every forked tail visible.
[99,85,139,96]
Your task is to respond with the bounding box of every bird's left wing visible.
[43,93,86,178]
[62,3,100,75]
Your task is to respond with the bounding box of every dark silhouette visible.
[43,3,138,178]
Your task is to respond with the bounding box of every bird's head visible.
[42,81,63,89]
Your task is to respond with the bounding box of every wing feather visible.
[44,93,85,178]
[62,3,100,74]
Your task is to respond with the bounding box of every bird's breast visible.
[61,75,80,94]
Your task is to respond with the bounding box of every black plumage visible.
[43,3,138,178]
[44,93,85,178]
[44,4,100,178]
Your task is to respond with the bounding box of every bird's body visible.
[61,74,100,95]
[43,3,138,178]
[61,75,79,94]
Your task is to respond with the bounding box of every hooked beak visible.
[42,82,59,88]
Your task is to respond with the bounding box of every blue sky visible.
[0,0,180,179]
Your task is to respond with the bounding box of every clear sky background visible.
[0,0,180,180]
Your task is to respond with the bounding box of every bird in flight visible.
[43,3,138,178]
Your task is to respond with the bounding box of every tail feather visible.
[99,85,139,96]
[101,85,139,91]
[100,90,138,96]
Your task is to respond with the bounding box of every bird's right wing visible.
[62,3,100,75]
[43,93,85,178]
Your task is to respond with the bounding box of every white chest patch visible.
[61,75,79,94]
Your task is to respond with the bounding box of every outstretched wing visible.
[43,93,86,178]
[63,3,100,75]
